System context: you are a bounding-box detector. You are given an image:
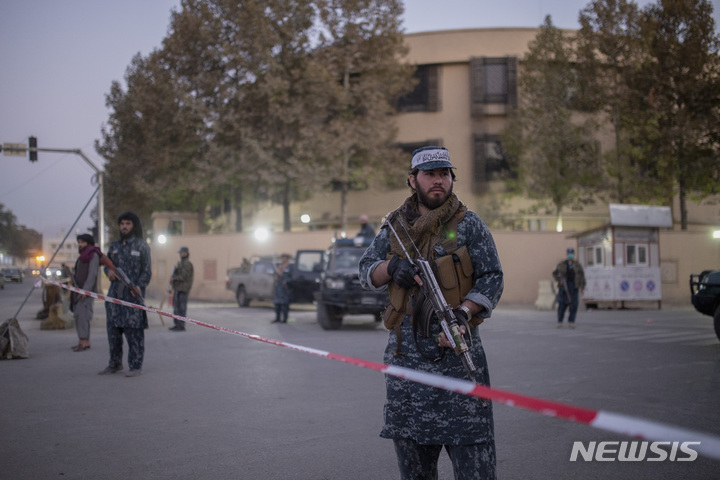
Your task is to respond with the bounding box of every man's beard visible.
[417,183,453,210]
[120,230,133,240]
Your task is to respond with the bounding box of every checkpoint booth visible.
[575,204,673,309]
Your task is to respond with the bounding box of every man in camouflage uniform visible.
[360,146,503,479]
[169,246,194,332]
[99,211,152,377]
[552,247,586,328]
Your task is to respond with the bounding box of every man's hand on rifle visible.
[107,270,118,282]
[387,256,422,289]
[437,303,480,348]
[438,324,466,348]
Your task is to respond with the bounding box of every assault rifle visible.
[113,267,145,305]
[102,257,145,307]
[386,219,477,382]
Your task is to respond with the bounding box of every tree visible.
[576,0,658,204]
[313,0,414,230]
[0,204,42,260]
[98,0,413,234]
[503,16,603,230]
[97,50,209,239]
[635,0,720,229]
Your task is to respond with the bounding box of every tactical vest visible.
[381,212,483,331]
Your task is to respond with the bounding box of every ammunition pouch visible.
[433,245,484,328]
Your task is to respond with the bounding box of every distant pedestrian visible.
[100,211,151,377]
[356,214,376,238]
[68,233,102,352]
[169,246,194,332]
[553,247,586,328]
[272,254,292,323]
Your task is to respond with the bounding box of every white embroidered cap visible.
[410,146,456,171]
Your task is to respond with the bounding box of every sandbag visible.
[0,318,29,359]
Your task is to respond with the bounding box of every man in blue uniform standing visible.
[359,146,503,479]
[99,211,152,377]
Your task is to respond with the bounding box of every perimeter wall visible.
[148,230,720,308]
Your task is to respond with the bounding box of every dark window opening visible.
[470,57,518,116]
[472,134,513,192]
[397,64,439,113]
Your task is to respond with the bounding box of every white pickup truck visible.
[225,251,324,307]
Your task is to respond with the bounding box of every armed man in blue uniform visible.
[359,146,503,479]
[99,211,152,377]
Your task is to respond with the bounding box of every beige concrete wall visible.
[404,28,540,64]
[149,229,720,307]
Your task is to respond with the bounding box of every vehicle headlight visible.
[325,278,345,290]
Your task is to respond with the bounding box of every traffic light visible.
[29,136,37,162]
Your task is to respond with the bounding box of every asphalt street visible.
[1,279,719,479]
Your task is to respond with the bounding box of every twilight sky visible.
[0,0,710,242]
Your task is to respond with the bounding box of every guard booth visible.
[575,204,673,309]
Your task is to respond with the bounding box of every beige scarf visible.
[382,193,466,329]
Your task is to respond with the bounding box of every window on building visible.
[626,244,648,266]
[470,56,518,116]
[472,134,513,192]
[527,219,547,231]
[398,140,443,159]
[397,64,440,113]
[586,246,603,267]
[167,219,184,235]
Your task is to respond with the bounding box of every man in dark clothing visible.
[272,253,292,324]
[552,247,586,328]
[169,246,194,332]
[69,233,101,352]
[356,214,376,238]
[359,146,503,480]
[100,211,152,377]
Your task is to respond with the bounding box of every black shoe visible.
[271,319,280,323]
[169,326,185,332]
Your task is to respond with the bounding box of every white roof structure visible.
[608,203,673,228]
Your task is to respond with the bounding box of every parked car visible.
[225,251,324,307]
[2,267,24,283]
[303,236,389,330]
[689,269,720,341]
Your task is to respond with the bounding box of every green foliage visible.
[638,0,720,228]
[0,204,42,259]
[505,0,720,230]
[96,0,413,234]
[503,16,603,221]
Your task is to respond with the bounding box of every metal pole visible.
[11,145,107,292]
[4,184,100,334]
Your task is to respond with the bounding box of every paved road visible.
[1,280,719,479]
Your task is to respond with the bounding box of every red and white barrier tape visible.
[42,277,720,461]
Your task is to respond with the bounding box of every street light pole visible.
[22,146,105,252]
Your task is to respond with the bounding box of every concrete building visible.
[42,234,80,268]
